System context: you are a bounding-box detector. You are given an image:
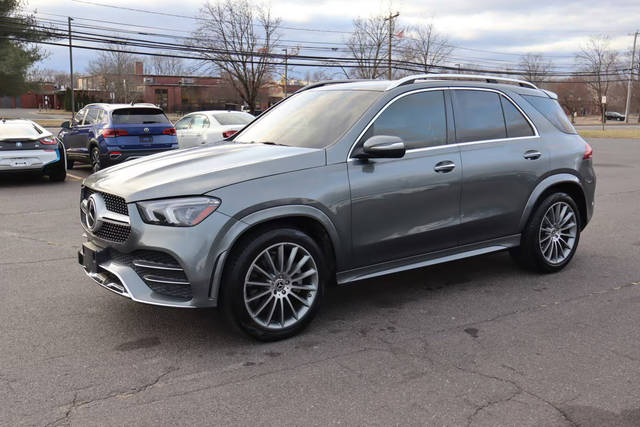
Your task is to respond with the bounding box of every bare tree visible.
[145,56,185,76]
[27,67,70,88]
[87,43,140,102]
[519,53,552,86]
[576,36,620,121]
[402,22,453,74]
[345,15,397,79]
[191,0,280,114]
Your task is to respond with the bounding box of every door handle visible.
[434,160,456,173]
[523,150,542,160]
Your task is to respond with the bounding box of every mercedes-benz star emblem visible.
[144,127,150,133]
[16,142,22,147]
[82,193,106,232]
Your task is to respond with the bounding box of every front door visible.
[348,90,462,267]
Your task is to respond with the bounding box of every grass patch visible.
[578,128,640,139]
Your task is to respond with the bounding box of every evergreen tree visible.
[0,0,48,96]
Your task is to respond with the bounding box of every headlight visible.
[137,197,221,227]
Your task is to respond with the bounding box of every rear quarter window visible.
[522,95,576,134]
[111,108,170,125]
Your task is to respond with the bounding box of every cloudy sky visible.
[27,0,640,76]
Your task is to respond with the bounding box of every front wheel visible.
[511,192,581,273]
[221,228,327,341]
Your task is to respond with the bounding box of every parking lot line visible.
[67,173,84,181]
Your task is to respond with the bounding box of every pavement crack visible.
[48,367,177,424]
[452,364,577,427]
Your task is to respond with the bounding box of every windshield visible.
[234,89,380,149]
[112,108,171,125]
[213,112,253,126]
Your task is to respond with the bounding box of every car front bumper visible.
[79,203,240,308]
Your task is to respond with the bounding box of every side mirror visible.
[355,135,406,159]
[61,121,71,129]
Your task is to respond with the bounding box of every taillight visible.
[102,129,129,138]
[39,136,57,145]
[222,130,237,138]
[583,142,593,160]
[163,127,177,136]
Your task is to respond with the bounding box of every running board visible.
[336,234,521,284]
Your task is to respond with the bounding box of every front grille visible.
[82,187,129,216]
[112,250,192,300]
[81,186,131,243]
[95,222,131,243]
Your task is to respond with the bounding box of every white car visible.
[175,111,254,148]
[0,119,66,181]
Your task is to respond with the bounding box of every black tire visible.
[511,192,581,273]
[90,146,102,173]
[66,158,74,169]
[45,149,67,182]
[221,227,327,341]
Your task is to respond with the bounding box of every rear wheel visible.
[511,192,580,273]
[221,228,327,341]
[90,146,102,173]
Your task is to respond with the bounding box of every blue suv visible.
[60,103,178,172]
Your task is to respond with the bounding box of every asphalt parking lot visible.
[1,138,639,426]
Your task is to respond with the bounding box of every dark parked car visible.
[60,103,178,172]
[78,74,596,340]
[0,119,66,181]
[605,111,625,121]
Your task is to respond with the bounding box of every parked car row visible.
[58,104,255,172]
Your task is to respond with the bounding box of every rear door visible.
[452,88,546,244]
[348,89,462,267]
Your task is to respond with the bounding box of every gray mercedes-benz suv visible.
[78,74,595,340]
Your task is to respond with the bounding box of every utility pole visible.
[384,11,399,80]
[282,48,288,99]
[68,17,75,120]
[624,30,638,124]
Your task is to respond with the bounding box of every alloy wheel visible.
[243,242,318,330]
[538,201,578,264]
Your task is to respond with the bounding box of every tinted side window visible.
[500,97,534,138]
[84,109,100,125]
[74,109,86,125]
[175,117,192,130]
[522,95,577,134]
[452,90,506,143]
[191,115,209,129]
[366,90,447,150]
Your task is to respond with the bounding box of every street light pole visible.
[384,12,399,80]
[624,30,638,124]
[68,17,75,120]
[282,48,288,99]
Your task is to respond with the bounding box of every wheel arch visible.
[211,205,342,303]
[519,174,588,231]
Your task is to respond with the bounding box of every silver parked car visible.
[78,74,596,340]
[175,110,254,148]
[0,119,66,181]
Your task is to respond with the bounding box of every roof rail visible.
[386,73,538,91]
[296,79,368,94]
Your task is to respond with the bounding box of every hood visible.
[83,143,326,202]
